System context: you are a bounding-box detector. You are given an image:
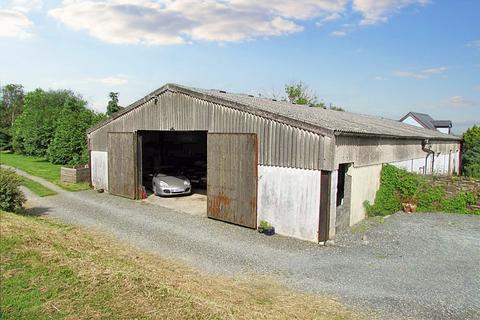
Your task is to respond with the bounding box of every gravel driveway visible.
[21,184,480,320]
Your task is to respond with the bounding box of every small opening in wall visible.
[336,163,348,207]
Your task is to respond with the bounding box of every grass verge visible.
[0,152,89,192]
[20,177,57,197]
[0,211,358,320]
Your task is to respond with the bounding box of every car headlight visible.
[159,181,169,188]
[184,180,191,186]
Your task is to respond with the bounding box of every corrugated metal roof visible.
[88,83,461,141]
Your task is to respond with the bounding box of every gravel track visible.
[17,171,480,320]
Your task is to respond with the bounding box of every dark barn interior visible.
[139,130,207,193]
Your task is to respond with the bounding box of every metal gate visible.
[108,132,137,199]
[207,133,258,228]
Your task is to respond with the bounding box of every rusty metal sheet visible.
[107,132,137,199]
[207,133,258,228]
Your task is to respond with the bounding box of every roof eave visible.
[334,130,461,142]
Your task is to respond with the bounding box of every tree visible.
[0,84,24,128]
[285,82,321,107]
[47,96,105,165]
[106,92,121,116]
[0,84,24,150]
[462,125,480,178]
[284,81,345,110]
[11,89,74,156]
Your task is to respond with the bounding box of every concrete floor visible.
[144,190,207,216]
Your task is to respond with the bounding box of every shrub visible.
[462,125,480,178]
[47,96,104,165]
[0,168,26,212]
[365,165,479,216]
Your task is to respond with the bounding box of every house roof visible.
[400,112,452,130]
[432,120,452,128]
[88,84,460,141]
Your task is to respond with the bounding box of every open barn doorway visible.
[138,130,207,216]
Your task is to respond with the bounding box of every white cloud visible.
[353,0,430,25]
[0,9,33,38]
[45,0,434,45]
[374,76,387,81]
[95,75,129,86]
[51,75,129,88]
[447,96,478,108]
[466,40,480,50]
[394,66,448,79]
[331,30,347,37]
[0,1,42,39]
[8,0,43,12]
[48,0,350,44]
[394,70,428,79]
[422,66,448,74]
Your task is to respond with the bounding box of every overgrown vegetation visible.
[462,125,480,178]
[0,211,357,320]
[0,168,26,212]
[365,165,479,216]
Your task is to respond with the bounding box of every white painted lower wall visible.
[389,150,460,176]
[348,164,382,226]
[257,165,321,242]
[91,151,108,191]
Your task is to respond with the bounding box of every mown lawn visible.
[20,177,57,197]
[0,211,358,320]
[0,152,89,192]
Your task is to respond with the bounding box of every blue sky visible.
[1,0,479,133]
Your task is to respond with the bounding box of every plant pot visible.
[401,203,417,213]
[263,227,275,236]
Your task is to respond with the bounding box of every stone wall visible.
[426,176,480,196]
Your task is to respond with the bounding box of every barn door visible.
[207,133,258,228]
[108,132,137,199]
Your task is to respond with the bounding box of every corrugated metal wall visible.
[89,91,326,170]
[335,135,461,168]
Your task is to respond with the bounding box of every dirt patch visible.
[144,192,207,216]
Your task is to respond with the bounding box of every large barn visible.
[87,83,462,242]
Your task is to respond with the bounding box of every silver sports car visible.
[152,173,191,196]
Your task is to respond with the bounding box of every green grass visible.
[0,211,358,320]
[0,152,89,192]
[20,177,57,197]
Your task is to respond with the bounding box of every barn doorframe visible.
[318,171,331,242]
